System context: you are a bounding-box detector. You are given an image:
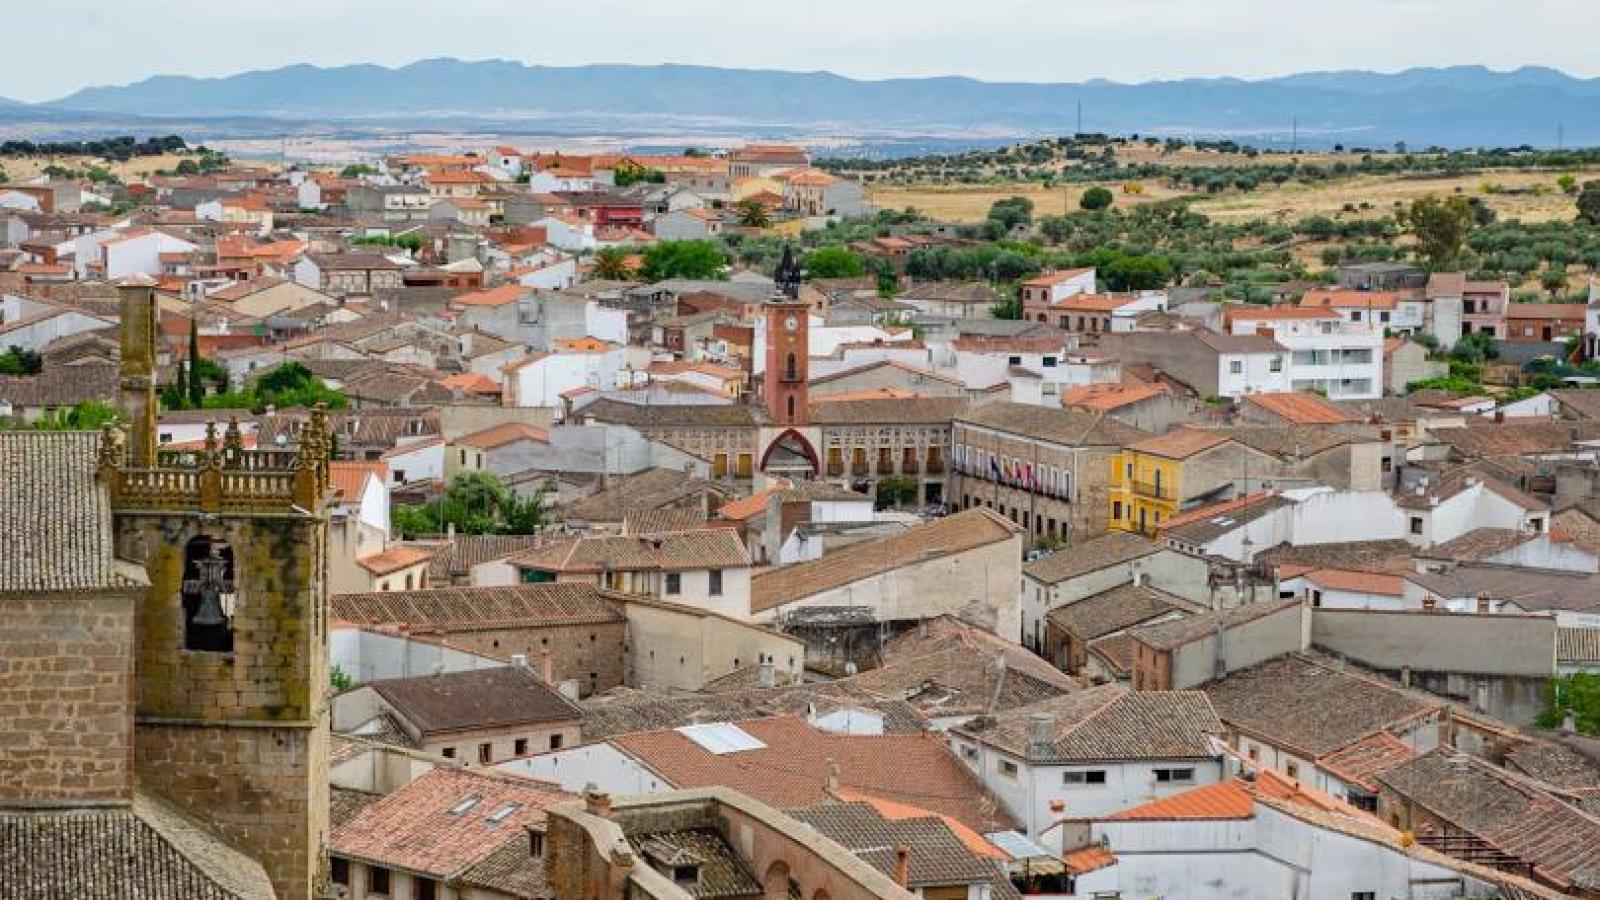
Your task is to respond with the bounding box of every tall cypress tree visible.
[187,317,203,407]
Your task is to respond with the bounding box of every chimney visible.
[583,784,612,819]
[1399,665,1411,688]
[540,647,554,684]
[1027,713,1056,760]
[1475,593,1491,615]
[511,653,529,670]
[757,659,775,688]
[447,520,456,540]
[1494,409,1505,423]
[825,758,840,793]
[1562,708,1577,734]
[892,846,910,888]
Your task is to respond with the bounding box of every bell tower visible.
[104,279,333,900]
[763,244,809,426]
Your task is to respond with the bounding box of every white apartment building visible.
[1226,308,1383,400]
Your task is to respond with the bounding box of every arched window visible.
[404,573,414,590]
[182,536,235,653]
[785,352,797,381]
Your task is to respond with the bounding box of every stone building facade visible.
[812,397,965,506]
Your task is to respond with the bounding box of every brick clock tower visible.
[763,243,809,426]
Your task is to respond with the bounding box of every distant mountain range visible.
[9,60,1600,147]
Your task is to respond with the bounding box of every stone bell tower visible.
[762,243,810,427]
[103,278,334,900]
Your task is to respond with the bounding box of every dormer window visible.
[673,864,701,888]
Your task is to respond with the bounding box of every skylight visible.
[675,722,768,754]
[486,802,523,824]
[448,795,481,815]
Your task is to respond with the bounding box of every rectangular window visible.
[1008,355,1022,365]
[1269,356,1283,373]
[960,743,979,761]
[1229,360,1243,375]
[1352,893,1376,900]
[1154,768,1196,784]
[416,878,438,900]
[550,733,564,750]
[1286,762,1300,779]
[665,572,682,595]
[442,747,456,759]
[331,858,349,885]
[369,866,391,894]
[1112,500,1123,520]
[514,738,529,756]
[1409,516,1423,535]
[998,759,1019,778]
[1042,356,1058,367]
[478,743,493,764]
[1063,770,1108,785]
[708,569,723,596]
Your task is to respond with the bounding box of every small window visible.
[665,572,682,595]
[331,857,349,885]
[1229,360,1243,375]
[486,802,523,824]
[1063,770,1108,785]
[1409,516,1423,535]
[416,878,438,900]
[998,759,1019,778]
[1352,893,1376,900]
[368,866,391,894]
[1154,768,1195,784]
[1008,355,1022,365]
[1286,762,1300,779]
[1269,356,1283,373]
[442,747,456,760]
[960,743,978,761]
[514,738,529,756]
[1042,356,1057,368]
[708,569,723,596]
[550,733,564,750]
[478,743,493,764]
[448,795,480,815]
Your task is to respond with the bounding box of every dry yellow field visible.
[869,181,1185,222]
[0,153,194,182]
[873,168,1594,225]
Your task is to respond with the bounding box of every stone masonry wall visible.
[0,589,139,806]
[431,621,628,697]
[136,720,330,900]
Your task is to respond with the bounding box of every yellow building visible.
[1108,428,1235,536]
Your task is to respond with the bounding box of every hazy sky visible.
[11,0,1591,102]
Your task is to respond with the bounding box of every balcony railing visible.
[1132,480,1171,499]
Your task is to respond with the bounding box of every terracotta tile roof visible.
[1374,749,1600,892]
[0,793,276,900]
[621,507,721,536]
[1052,293,1135,312]
[807,396,969,425]
[511,528,750,574]
[1059,381,1170,412]
[454,421,549,450]
[612,716,1018,832]
[328,461,388,503]
[1023,268,1093,287]
[1022,532,1160,585]
[1316,730,1416,792]
[1107,779,1255,821]
[1127,426,1232,460]
[1504,302,1589,320]
[1062,844,1117,874]
[751,508,1020,613]
[1201,653,1441,759]
[371,666,581,736]
[332,583,626,631]
[1430,423,1594,458]
[333,767,572,879]
[1045,583,1199,642]
[712,489,774,522]
[1158,491,1286,536]
[1085,632,1137,678]
[788,802,1001,888]
[1243,391,1359,425]
[1301,568,1405,595]
[0,431,133,592]
[1299,289,1400,310]
[455,834,553,898]
[356,545,436,576]
[956,686,1223,763]
[560,466,720,524]
[1129,598,1304,653]
[450,284,527,307]
[439,372,501,394]
[957,400,1145,446]
[825,789,1009,861]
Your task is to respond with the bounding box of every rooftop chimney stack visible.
[1027,713,1056,760]
[511,653,528,670]
[892,846,910,887]
[583,784,612,820]
[757,659,775,688]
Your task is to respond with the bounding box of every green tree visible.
[174,158,200,176]
[1556,174,1578,195]
[1103,254,1174,291]
[641,240,727,281]
[187,318,204,408]
[1577,180,1600,228]
[593,246,634,281]
[1079,186,1115,211]
[0,345,41,375]
[802,246,866,279]
[340,163,376,178]
[986,196,1034,231]
[1538,673,1600,735]
[1398,195,1476,268]
[875,476,918,509]
[613,160,665,187]
[330,664,356,693]
[25,400,119,431]
[391,472,550,537]
[736,200,772,228]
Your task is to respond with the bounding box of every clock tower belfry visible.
[763,244,809,426]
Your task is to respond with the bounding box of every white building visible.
[99,228,200,279]
[949,687,1225,854]
[1225,307,1383,400]
[501,343,636,413]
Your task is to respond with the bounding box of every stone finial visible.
[97,422,126,471]
[223,415,244,463]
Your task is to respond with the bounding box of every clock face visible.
[784,315,799,332]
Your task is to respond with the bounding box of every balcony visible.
[1132,480,1171,499]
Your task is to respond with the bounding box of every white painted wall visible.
[495,741,664,795]
[329,627,506,684]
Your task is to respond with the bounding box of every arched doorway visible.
[762,860,795,900]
